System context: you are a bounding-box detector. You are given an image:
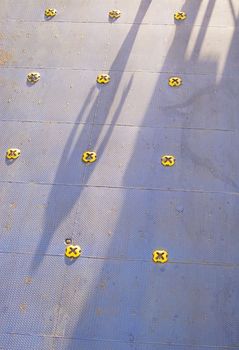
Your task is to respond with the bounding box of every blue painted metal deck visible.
[0,1,239,349]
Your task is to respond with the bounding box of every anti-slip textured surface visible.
[0,1,239,349]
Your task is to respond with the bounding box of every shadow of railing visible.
[66,0,239,348]
[30,0,152,272]
[29,0,239,347]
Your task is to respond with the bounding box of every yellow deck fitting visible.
[109,9,121,19]
[27,72,41,84]
[65,244,81,259]
[82,151,97,163]
[45,8,57,17]
[174,11,187,21]
[168,77,182,87]
[6,148,21,160]
[161,155,175,167]
[96,74,111,84]
[152,249,168,264]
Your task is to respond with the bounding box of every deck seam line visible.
[1,331,239,348]
[0,251,238,268]
[0,181,238,196]
[1,18,239,29]
[0,65,238,78]
[0,119,235,132]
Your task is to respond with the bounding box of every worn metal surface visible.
[0,1,239,349]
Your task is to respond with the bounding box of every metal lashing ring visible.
[45,8,57,17]
[65,244,81,259]
[82,151,97,163]
[152,249,168,264]
[27,72,41,84]
[109,9,121,19]
[174,11,187,21]
[168,77,182,87]
[6,148,21,160]
[96,74,111,84]
[161,155,175,167]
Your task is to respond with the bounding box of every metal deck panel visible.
[85,125,238,192]
[59,259,239,346]
[0,183,82,260]
[2,121,238,192]
[1,255,238,347]
[0,121,90,184]
[0,254,65,335]
[0,334,54,350]
[0,21,110,70]
[0,0,239,349]
[0,183,238,265]
[2,68,239,130]
[56,338,238,350]
[0,68,100,123]
[1,20,239,75]
[106,24,239,75]
[93,71,239,130]
[1,0,239,28]
[1,335,235,350]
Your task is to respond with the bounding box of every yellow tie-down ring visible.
[6,148,21,160]
[152,249,168,264]
[109,9,121,19]
[168,76,182,87]
[174,11,187,21]
[82,151,97,163]
[161,155,175,167]
[65,244,82,259]
[96,74,111,84]
[45,8,57,17]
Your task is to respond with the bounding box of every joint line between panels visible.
[0,65,238,78]
[1,331,239,348]
[2,18,239,29]
[0,119,236,133]
[0,180,238,196]
[0,251,238,268]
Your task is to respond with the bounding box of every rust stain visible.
[99,280,107,289]
[19,303,27,312]
[0,49,12,65]
[107,230,112,237]
[10,202,17,209]
[0,76,6,87]
[4,223,11,231]
[24,276,32,284]
[36,204,47,209]
[0,33,5,40]
[95,307,103,316]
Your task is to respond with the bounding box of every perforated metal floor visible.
[0,1,239,349]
